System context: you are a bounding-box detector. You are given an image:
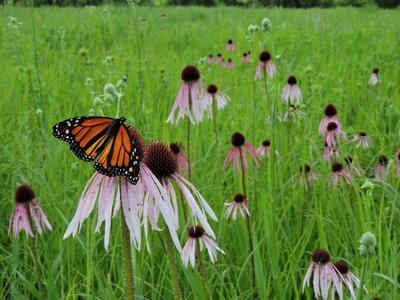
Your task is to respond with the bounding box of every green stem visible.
[162,226,182,300]
[26,204,44,300]
[120,186,135,300]
[186,117,192,181]
[263,67,271,118]
[197,243,210,300]
[239,149,256,298]
[212,95,218,158]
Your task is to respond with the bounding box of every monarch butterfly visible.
[52,116,140,185]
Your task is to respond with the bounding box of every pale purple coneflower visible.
[170,142,188,174]
[396,150,400,177]
[226,58,235,68]
[324,121,346,148]
[368,68,380,86]
[256,139,279,159]
[160,14,168,20]
[224,193,250,220]
[223,132,259,173]
[255,51,276,80]
[9,184,52,238]
[298,164,317,189]
[319,104,341,136]
[217,53,224,64]
[283,104,306,122]
[226,39,236,51]
[281,75,302,104]
[332,261,367,300]
[143,141,218,239]
[375,155,389,180]
[332,162,352,185]
[302,249,342,300]
[167,65,204,125]
[344,156,363,177]
[241,52,250,63]
[201,84,230,118]
[181,226,225,268]
[323,142,340,161]
[353,132,372,149]
[63,128,181,251]
[207,54,214,64]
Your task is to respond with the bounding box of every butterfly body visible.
[52,116,140,185]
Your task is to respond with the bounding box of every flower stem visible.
[197,243,210,300]
[186,117,192,181]
[212,95,218,157]
[162,226,182,300]
[121,206,135,300]
[239,148,256,298]
[263,67,271,118]
[31,236,44,300]
[25,204,44,300]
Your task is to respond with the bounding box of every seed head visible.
[188,226,205,238]
[344,156,353,165]
[207,84,218,94]
[169,143,181,154]
[243,53,248,57]
[181,65,200,82]
[372,68,379,74]
[259,51,271,62]
[359,231,377,247]
[326,122,338,131]
[234,193,245,203]
[300,164,311,173]
[324,104,337,117]
[143,141,177,179]
[262,140,270,147]
[359,132,367,137]
[334,261,349,274]
[378,155,388,165]
[15,184,36,203]
[227,39,233,44]
[312,249,330,264]
[231,132,245,147]
[332,163,343,173]
[208,54,213,58]
[287,76,297,85]
[397,151,400,160]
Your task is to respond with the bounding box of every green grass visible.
[1,5,400,299]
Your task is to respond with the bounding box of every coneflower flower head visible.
[375,155,389,179]
[241,52,250,63]
[369,68,380,86]
[223,132,259,173]
[325,121,346,148]
[9,184,52,237]
[256,139,278,159]
[217,53,224,64]
[207,54,214,64]
[281,75,302,104]
[226,39,236,51]
[353,131,371,149]
[201,83,230,118]
[224,193,250,220]
[181,225,225,268]
[145,141,217,239]
[323,142,339,161]
[359,231,377,256]
[319,104,341,135]
[298,163,317,189]
[396,150,400,177]
[226,58,235,68]
[332,162,352,184]
[255,51,276,80]
[169,143,188,174]
[167,65,204,125]
[332,261,367,299]
[302,249,342,300]
[345,156,363,177]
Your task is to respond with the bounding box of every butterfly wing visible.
[53,116,140,185]
[52,116,115,162]
[94,124,140,185]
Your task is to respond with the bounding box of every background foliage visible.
[0,5,399,299]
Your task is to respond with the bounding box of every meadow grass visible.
[0,5,399,299]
